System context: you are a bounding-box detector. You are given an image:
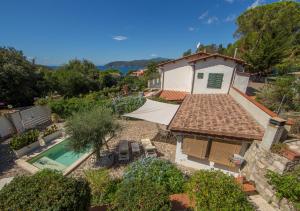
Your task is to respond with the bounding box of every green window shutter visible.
[197,73,204,79]
[207,73,224,89]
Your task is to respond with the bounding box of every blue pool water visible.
[29,139,89,171]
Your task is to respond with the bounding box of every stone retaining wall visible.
[242,141,299,211]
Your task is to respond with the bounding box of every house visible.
[156,52,293,174]
[154,52,250,101]
[130,69,145,77]
[126,52,291,175]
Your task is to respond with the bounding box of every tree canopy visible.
[0,47,47,106]
[234,1,300,74]
[66,107,119,160]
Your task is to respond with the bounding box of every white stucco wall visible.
[229,88,271,128]
[233,73,250,94]
[162,60,193,92]
[192,58,236,94]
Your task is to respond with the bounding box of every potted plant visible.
[42,125,62,144]
[10,129,40,158]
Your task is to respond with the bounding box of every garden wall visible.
[242,141,299,211]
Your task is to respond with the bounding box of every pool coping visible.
[15,136,94,176]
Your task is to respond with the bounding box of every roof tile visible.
[169,94,265,140]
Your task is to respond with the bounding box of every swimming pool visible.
[28,138,90,172]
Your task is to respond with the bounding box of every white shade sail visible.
[123,99,180,125]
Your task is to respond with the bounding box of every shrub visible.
[185,170,253,210]
[49,97,112,118]
[10,129,39,150]
[42,124,58,137]
[0,169,91,211]
[266,169,300,209]
[112,96,146,116]
[114,177,171,211]
[124,158,185,194]
[85,169,120,206]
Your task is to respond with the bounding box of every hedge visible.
[0,170,91,211]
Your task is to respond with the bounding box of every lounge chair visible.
[118,140,130,163]
[141,139,157,158]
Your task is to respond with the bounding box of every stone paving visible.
[70,119,181,178]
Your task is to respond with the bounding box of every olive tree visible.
[66,107,119,161]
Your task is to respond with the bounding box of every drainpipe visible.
[228,64,237,94]
[191,63,196,94]
[161,67,165,90]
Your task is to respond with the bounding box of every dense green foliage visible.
[47,96,112,118]
[185,170,253,210]
[112,96,145,116]
[85,169,120,206]
[266,169,300,210]
[196,43,227,54]
[0,170,91,211]
[42,94,145,118]
[124,158,185,194]
[0,47,49,106]
[113,158,184,210]
[66,107,119,160]
[10,129,39,150]
[114,176,171,211]
[256,76,300,112]
[234,1,300,73]
[182,49,192,57]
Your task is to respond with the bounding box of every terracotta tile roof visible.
[188,53,247,65]
[158,52,211,67]
[169,94,265,140]
[159,90,188,101]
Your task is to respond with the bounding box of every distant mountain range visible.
[48,57,170,74]
[99,57,169,73]
[102,57,169,69]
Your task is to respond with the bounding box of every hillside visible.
[103,57,169,69]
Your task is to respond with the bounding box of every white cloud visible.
[198,11,208,20]
[248,0,264,9]
[225,0,234,3]
[224,14,236,22]
[112,35,128,41]
[206,16,219,24]
[188,27,195,31]
[150,53,157,57]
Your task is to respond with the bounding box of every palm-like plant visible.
[66,107,119,161]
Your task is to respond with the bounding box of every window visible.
[207,73,224,89]
[197,73,204,79]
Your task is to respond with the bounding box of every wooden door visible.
[209,141,242,167]
[182,137,208,159]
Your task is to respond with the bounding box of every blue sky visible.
[0,0,279,65]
